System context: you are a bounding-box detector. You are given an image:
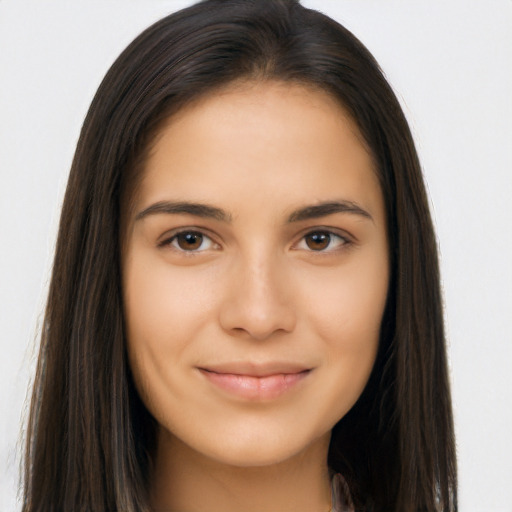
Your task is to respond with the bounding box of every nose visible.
[218,254,296,341]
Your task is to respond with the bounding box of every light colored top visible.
[331,473,355,512]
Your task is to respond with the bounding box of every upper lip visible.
[197,362,312,377]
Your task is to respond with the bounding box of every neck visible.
[150,430,333,512]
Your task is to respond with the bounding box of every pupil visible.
[306,232,330,250]
[178,232,202,250]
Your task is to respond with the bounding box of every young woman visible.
[22,1,457,510]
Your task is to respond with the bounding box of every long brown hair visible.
[23,1,457,510]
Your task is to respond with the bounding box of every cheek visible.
[302,253,388,405]
[124,254,216,344]
[306,250,388,338]
[122,255,218,407]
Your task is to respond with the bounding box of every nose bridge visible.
[219,245,296,340]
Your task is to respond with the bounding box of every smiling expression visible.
[122,80,389,467]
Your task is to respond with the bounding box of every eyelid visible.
[158,227,221,252]
[291,227,353,253]
[157,225,354,254]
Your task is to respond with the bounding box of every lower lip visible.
[199,369,311,400]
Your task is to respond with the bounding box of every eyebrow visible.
[135,199,372,223]
[287,200,373,223]
[135,201,232,222]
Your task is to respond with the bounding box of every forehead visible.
[132,80,383,223]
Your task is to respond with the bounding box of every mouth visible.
[197,364,312,401]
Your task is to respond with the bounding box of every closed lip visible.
[196,361,313,377]
[196,362,313,400]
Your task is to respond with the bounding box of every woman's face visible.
[122,81,389,467]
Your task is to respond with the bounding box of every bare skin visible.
[151,430,332,512]
[122,81,389,512]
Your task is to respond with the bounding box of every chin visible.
[210,447,296,468]
[192,426,331,469]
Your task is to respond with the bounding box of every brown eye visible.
[162,230,218,253]
[304,232,331,251]
[175,232,204,251]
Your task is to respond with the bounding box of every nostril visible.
[219,298,296,340]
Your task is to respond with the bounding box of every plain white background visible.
[1,1,511,510]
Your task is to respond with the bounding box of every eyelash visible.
[294,230,350,253]
[159,230,219,253]
[159,228,351,255]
